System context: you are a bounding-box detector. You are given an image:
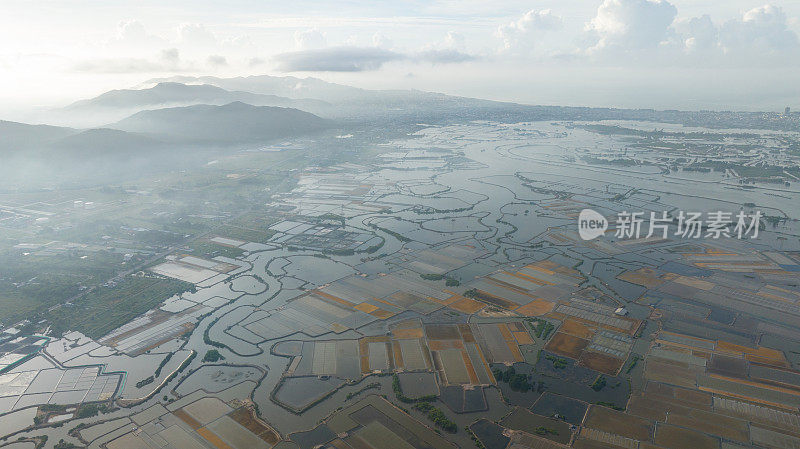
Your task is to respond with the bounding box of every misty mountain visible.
[47,128,164,157]
[143,75,799,131]
[143,75,362,103]
[110,101,333,143]
[51,82,331,127]
[141,75,513,122]
[0,122,177,189]
[0,120,78,153]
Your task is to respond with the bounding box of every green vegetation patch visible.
[412,402,457,433]
[202,349,224,363]
[43,276,194,338]
[492,366,534,392]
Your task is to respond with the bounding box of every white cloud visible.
[73,48,190,73]
[578,1,799,67]
[497,9,562,51]
[719,5,799,57]
[673,15,718,55]
[417,31,477,64]
[416,48,476,64]
[248,57,266,67]
[106,20,164,51]
[372,32,393,49]
[294,28,326,50]
[207,55,227,67]
[273,46,403,71]
[443,31,466,51]
[176,23,216,47]
[585,0,677,55]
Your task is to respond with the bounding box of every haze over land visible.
[2,2,800,449]
[2,0,800,114]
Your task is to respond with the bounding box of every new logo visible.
[578,209,608,240]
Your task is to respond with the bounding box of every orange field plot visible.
[666,409,750,443]
[655,423,719,449]
[559,318,595,339]
[672,276,715,291]
[512,331,533,345]
[457,324,476,343]
[584,405,654,441]
[448,296,485,314]
[544,332,589,359]
[514,298,555,316]
[580,351,625,375]
[359,356,370,374]
[428,340,464,351]
[466,290,519,310]
[617,268,667,288]
[643,359,702,389]
[229,408,280,444]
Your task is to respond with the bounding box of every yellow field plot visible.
[174,409,202,430]
[762,284,800,297]
[448,296,485,314]
[314,290,356,308]
[505,272,547,286]
[392,341,404,369]
[513,271,554,285]
[702,374,800,409]
[373,297,401,308]
[498,323,514,341]
[354,302,379,313]
[715,341,788,367]
[329,323,349,333]
[507,341,524,362]
[431,293,462,306]
[461,351,480,384]
[659,345,693,355]
[363,335,390,343]
[515,298,555,316]
[527,263,556,275]
[756,291,795,304]
[673,276,715,291]
[658,331,715,348]
[697,386,792,411]
[197,428,234,449]
[746,354,790,367]
[392,328,424,339]
[369,309,395,319]
[512,331,533,345]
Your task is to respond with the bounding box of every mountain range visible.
[52,82,330,127]
[111,101,332,143]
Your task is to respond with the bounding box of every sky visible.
[2,0,800,117]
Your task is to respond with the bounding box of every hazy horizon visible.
[2,0,800,119]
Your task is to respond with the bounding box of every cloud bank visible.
[273,46,404,72]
